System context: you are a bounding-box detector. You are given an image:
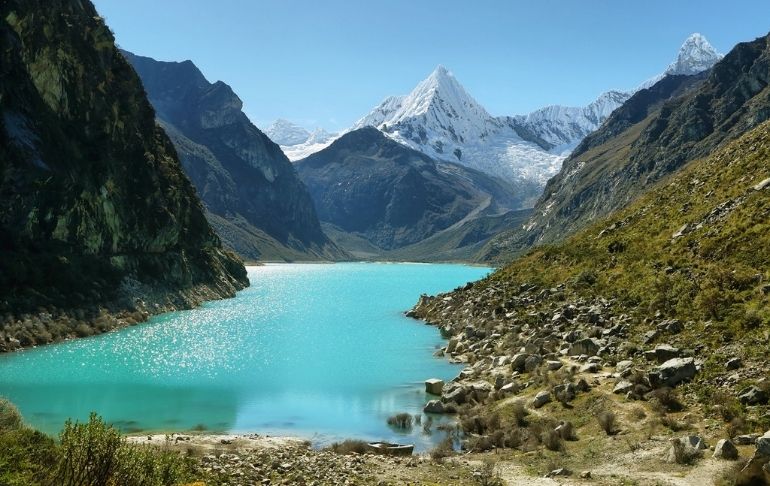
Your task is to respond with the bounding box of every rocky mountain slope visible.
[123,52,344,262]
[0,0,248,349]
[411,118,770,485]
[295,127,534,254]
[482,31,768,263]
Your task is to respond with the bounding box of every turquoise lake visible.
[0,263,489,450]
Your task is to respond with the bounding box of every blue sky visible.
[93,0,770,131]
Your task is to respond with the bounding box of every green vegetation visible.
[0,401,199,486]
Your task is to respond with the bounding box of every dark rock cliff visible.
[122,51,344,262]
[0,0,248,348]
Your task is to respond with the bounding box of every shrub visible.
[541,429,564,452]
[597,411,618,436]
[649,387,684,413]
[430,436,454,463]
[556,421,576,441]
[387,413,413,430]
[53,413,195,486]
[511,400,528,427]
[474,460,504,486]
[326,439,369,455]
[54,413,123,486]
[0,398,23,432]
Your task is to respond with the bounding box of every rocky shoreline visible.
[0,275,247,353]
[404,278,770,484]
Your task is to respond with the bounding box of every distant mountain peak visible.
[264,119,311,146]
[666,32,723,76]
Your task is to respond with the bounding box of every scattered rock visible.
[613,380,634,395]
[713,439,739,460]
[568,338,600,357]
[546,360,563,371]
[532,390,551,408]
[546,468,571,478]
[726,357,742,370]
[425,378,444,395]
[739,386,769,406]
[579,471,591,479]
[651,358,697,388]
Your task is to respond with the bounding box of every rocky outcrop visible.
[0,0,247,348]
[123,51,344,262]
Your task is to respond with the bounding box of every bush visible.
[326,439,369,455]
[511,400,529,427]
[387,412,413,430]
[430,436,454,463]
[669,438,702,465]
[597,411,618,435]
[649,387,684,413]
[541,429,564,452]
[0,398,23,432]
[54,413,195,486]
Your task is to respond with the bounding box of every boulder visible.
[442,383,467,405]
[424,400,444,413]
[615,360,634,377]
[613,380,634,395]
[735,434,761,446]
[651,358,697,387]
[524,355,542,372]
[511,353,529,372]
[647,344,680,364]
[667,435,706,463]
[757,431,770,456]
[424,399,456,414]
[532,390,551,408]
[713,439,739,460]
[726,357,743,370]
[580,362,601,373]
[425,378,444,395]
[739,386,769,406]
[568,338,600,357]
[546,360,563,371]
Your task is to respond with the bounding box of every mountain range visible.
[295,127,533,259]
[122,52,345,262]
[481,31,770,262]
[270,34,723,191]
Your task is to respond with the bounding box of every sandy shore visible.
[126,432,307,452]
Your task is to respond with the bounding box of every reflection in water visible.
[0,263,488,451]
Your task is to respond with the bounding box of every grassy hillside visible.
[410,120,770,482]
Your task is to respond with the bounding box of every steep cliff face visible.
[123,51,344,262]
[0,0,248,345]
[481,32,770,263]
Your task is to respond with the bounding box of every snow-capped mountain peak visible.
[264,119,311,146]
[353,65,500,159]
[639,33,723,89]
[666,33,723,76]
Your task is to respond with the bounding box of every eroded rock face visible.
[0,1,247,327]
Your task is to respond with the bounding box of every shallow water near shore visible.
[0,263,489,450]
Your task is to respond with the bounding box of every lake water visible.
[0,263,489,450]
